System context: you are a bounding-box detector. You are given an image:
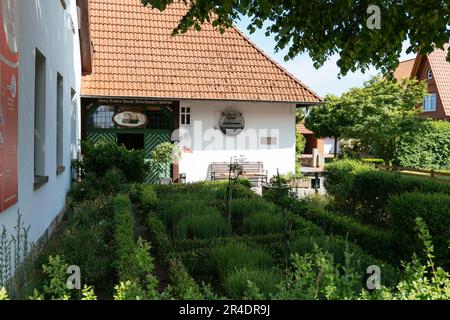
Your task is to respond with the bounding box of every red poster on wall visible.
[0,0,19,213]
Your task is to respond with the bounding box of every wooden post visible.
[430,169,435,179]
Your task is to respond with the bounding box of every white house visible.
[0,0,92,246]
[81,0,321,183]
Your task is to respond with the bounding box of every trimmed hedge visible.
[223,267,281,299]
[387,192,450,266]
[113,194,153,282]
[324,160,450,224]
[207,242,275,279]
[291,201,396,263]
[175,212,231,240]
[351,170,450,224]
[324,159,375,207]
[290,234,399,287]
[242,212,284,235]
[140,185,158,213]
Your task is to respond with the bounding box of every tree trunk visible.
[333,137,338,158]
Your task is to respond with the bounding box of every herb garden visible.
[1,142,450,300]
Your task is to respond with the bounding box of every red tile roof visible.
[81,0,321,103]
[427,44,450,116]
[393,58,415,82]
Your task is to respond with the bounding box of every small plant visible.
[175,213,231,240]
[207,242,274,279]
[242,212,284,235]
[151,142,182,182]
[140,185,158,213]
[223,267,280,299]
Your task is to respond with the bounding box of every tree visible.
[337,77,428,165]
[141,0,450,75]
[304,95,352,157]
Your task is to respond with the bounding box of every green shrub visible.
[128,183,143,203]
[394,120,450,169]
[350,170,450,224]
[287,212,325,237]
[230,198,277,232]
[97,168,127,195]
[293,201,395,263]
[145,215,172,258]
[242,212,284,235]
[165,258,203,299]
[68,179,99,203]
[223,267,280,299]
[387,192,450,266]
[324,159,375,207]
[56,196,114,285]
[140,185,158,213]
[159,200,221,238]
[175,213,231,240]
[290,234,399,287]
[81,141,148,182]
[207,242,274,279]
[112,194,137,281]
[173,234,285,277]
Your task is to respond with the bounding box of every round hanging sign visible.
[113,111,147,128]
[219,112,245,136]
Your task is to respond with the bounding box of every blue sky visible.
[235,17,416,97]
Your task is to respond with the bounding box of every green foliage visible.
[304,95,350,148]
[175,213,231,240]
[290,234,399,288]
[394,120,450,169]
[387,192,450,266]
[113,280,146,300]
[242,212,284,235]
[324,159,449,224]
[296,130,306,174]
[142,1,450,76]
[362,218,450,300]
[207,242,274,279]
[40,255,71,300]
[230,198,277,232]
[81,140,148,183]
[292,199,395,263]
[53,195,114,285]
[145,216,173,261]
[150,142,181,166]
[140,185,158,213]
[159,199,228,239]
[324,159,374,207]
[223,267,281,299]
[165,258,203,299]
[272,249,362,300]
[350,170,450,224]
[0,287,8,300]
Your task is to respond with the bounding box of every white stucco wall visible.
[323,137,341,155]
[177,100,296,182]
[0,0,82,243]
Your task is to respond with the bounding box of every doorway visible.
[117,133,144,150]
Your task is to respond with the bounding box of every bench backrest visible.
[210,162,264,174]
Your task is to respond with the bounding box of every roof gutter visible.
[77,0,93,76]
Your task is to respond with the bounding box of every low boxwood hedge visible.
[387,192,450,266]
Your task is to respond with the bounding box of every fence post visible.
[430,169,435,179]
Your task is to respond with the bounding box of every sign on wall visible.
[113,111,147,128]
[0,0,19,212]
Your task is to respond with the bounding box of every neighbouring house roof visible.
[417,44,450,116]
[81,0,321,103]
[392,58,415,82]
[297,123,313,135]
[395,44,450,117]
